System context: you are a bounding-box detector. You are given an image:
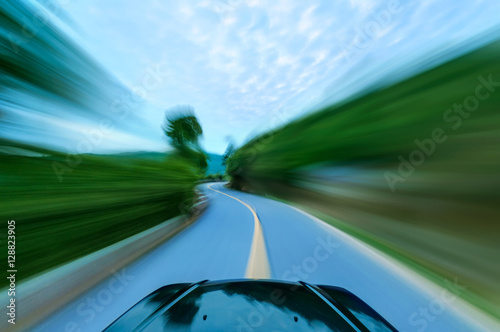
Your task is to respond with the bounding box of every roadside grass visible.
[296,205,497,319]
[0,141,199,288]
[262,192,497,320]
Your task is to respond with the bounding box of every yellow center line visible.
[207,184,271,279]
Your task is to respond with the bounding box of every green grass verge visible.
[0,141,199,288]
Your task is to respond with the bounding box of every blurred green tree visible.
[163,106,207,173]
[164,114,202,149]
[222,142,235,165]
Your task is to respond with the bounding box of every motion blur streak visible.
[227,38,500,319]
[0,1,150,150]
[0,1,199,287]
[0,139,199,287]
[2,0,500,330]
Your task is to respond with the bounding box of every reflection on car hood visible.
[104,279,398,332]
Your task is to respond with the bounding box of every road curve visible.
[207,183,270,279]
[32,183,497,332]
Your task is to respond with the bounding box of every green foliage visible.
[188,148,208,174]
[222,142,235,165]
[227,39,500,184]
[225,39,500,317]
[0,140,199,287]
[0,1,128,117]
[163,106,208,174]
[164,107,203,149]
[205,173,224,181]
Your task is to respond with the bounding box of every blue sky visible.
[58,0,500,154]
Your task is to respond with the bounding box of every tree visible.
[222,142,235,166]
[163,105,207,173]
[164,106,203,149]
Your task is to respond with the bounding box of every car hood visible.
[104,279,398,332]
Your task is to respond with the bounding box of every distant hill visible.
[90,151,226,175]
[110,151,168,162]
[207,153,226,175]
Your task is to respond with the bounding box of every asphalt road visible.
[33,183,496,331]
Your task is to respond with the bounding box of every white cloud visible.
[348,0,377,15]
[63,0,500,153]
[298,5,317,33]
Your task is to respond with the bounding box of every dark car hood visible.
[104,279,398,332]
